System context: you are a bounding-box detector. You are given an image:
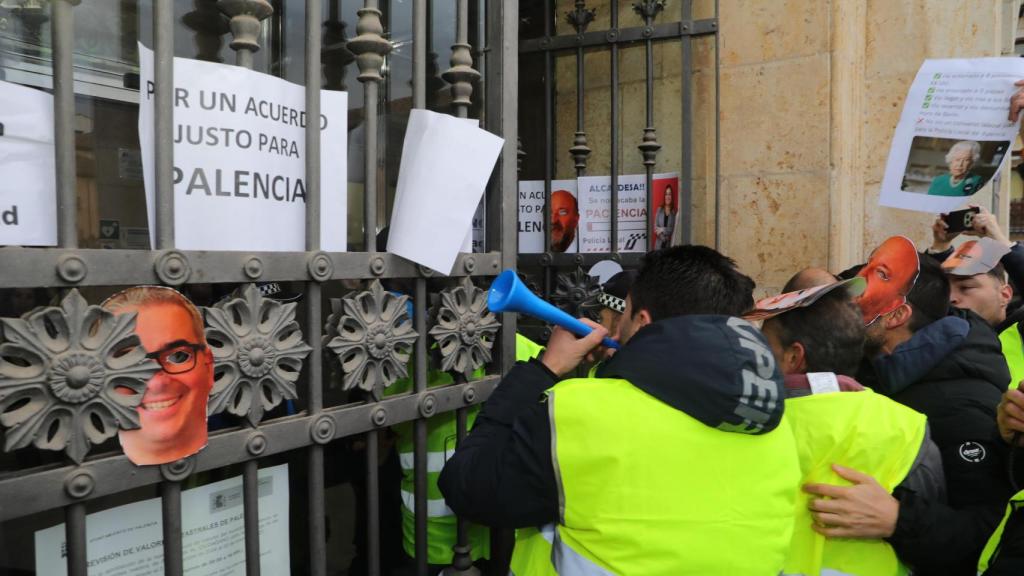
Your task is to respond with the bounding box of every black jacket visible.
[437,315,789,528]
[859,309,1013,575]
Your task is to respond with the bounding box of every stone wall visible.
[547,0,1015,293]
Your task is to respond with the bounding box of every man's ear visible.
[1000,282,1013,310]
[884,302,913,330]
[634,308,653,330]
[786,341,807,374]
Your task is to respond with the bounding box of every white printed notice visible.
[138,43,347,251]
[34,464,290,576]
[577,174,649,253]
[517,179,579,253]
[387,109,503,275]
[880,58,1024,213]
[0,80,57,246]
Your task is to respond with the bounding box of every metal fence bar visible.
[0,250,502,288]
[65,503,87,576]
[351,2,388,573]
[161,481,184,576]
[411,0,429,572]
[243,460,261,576]
[680,0,693,245]
[638,2,661,251]
[542,0,554,300]
[446,0,479,567]
[52,2,86,573]
[491,1,520,569]
[52,0,76,248]
[304,1,327,574]
[610,0,619,253]
[154,0,174,249]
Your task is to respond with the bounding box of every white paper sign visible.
[138,43,347,252]
[0,80,57,246]
[34,464,290,576]
[517,179,579,253]
[578,174,648,253]
[880,58,1024,213]
[387,109,504,274]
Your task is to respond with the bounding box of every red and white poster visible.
[650,172,679,250]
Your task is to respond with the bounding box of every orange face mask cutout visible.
[855,236,920,325]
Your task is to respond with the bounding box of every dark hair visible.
[630,245,755,321]
[907,254,950,332]
[988,263,1008,284]
[767,289,865,376]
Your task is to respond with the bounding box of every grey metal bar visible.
[610,0,619,253]
[714,0,721,249]
[353,0,385,250]
[365,427,380,576]
[542,0,554,301]
[243,460,261,576]
[305,1,327,572]
[162,481,184,576]
[412,1,428,571]
[413,282,428,575]
[65,503,87,576]
[0,249,503,289]
[637,2,662,252]
[51,0,76,248]
[154,0,174,249]
[308,444,326,574]
[452,406,471,570]
[568,2,593,179]
[520,19,717,52]
[0,377,500,523]
[680,0,693,245]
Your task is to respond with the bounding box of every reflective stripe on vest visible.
[999,323,1024,390]
[978,489,1024,573]
[526,377,799,575]
[784,391,923,576]
[398,451,447,473]
[400,489,453,518]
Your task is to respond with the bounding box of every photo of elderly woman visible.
[901,136,1009,198]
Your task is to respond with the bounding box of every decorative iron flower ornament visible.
[325,280,418,394]
[0,290,159,463]
[204,284,312,426]
[429,277,500,379]
[552,266,602,318]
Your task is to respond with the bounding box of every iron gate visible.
[0,0,717,574]
[0,1,517,575]
[516,0,718,330]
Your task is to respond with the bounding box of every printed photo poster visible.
[138,43,348,252]
[578,174,648,253]
[517,179,579,253]
[744,277,867,322]
[880,58,1024,213]
[650,172,679,250]
[35,464,290,576]
[102,286,212,466]
[0,80,57,246]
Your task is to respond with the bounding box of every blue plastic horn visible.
[487,269,620,350]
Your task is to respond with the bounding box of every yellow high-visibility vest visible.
[512,377,800,575]
[977,489,1024,573]
[999,323,1024,390]
[783,389,925,576]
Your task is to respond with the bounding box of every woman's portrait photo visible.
[901,136,1009,198]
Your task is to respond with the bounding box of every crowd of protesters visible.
[427,91,1024,575]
